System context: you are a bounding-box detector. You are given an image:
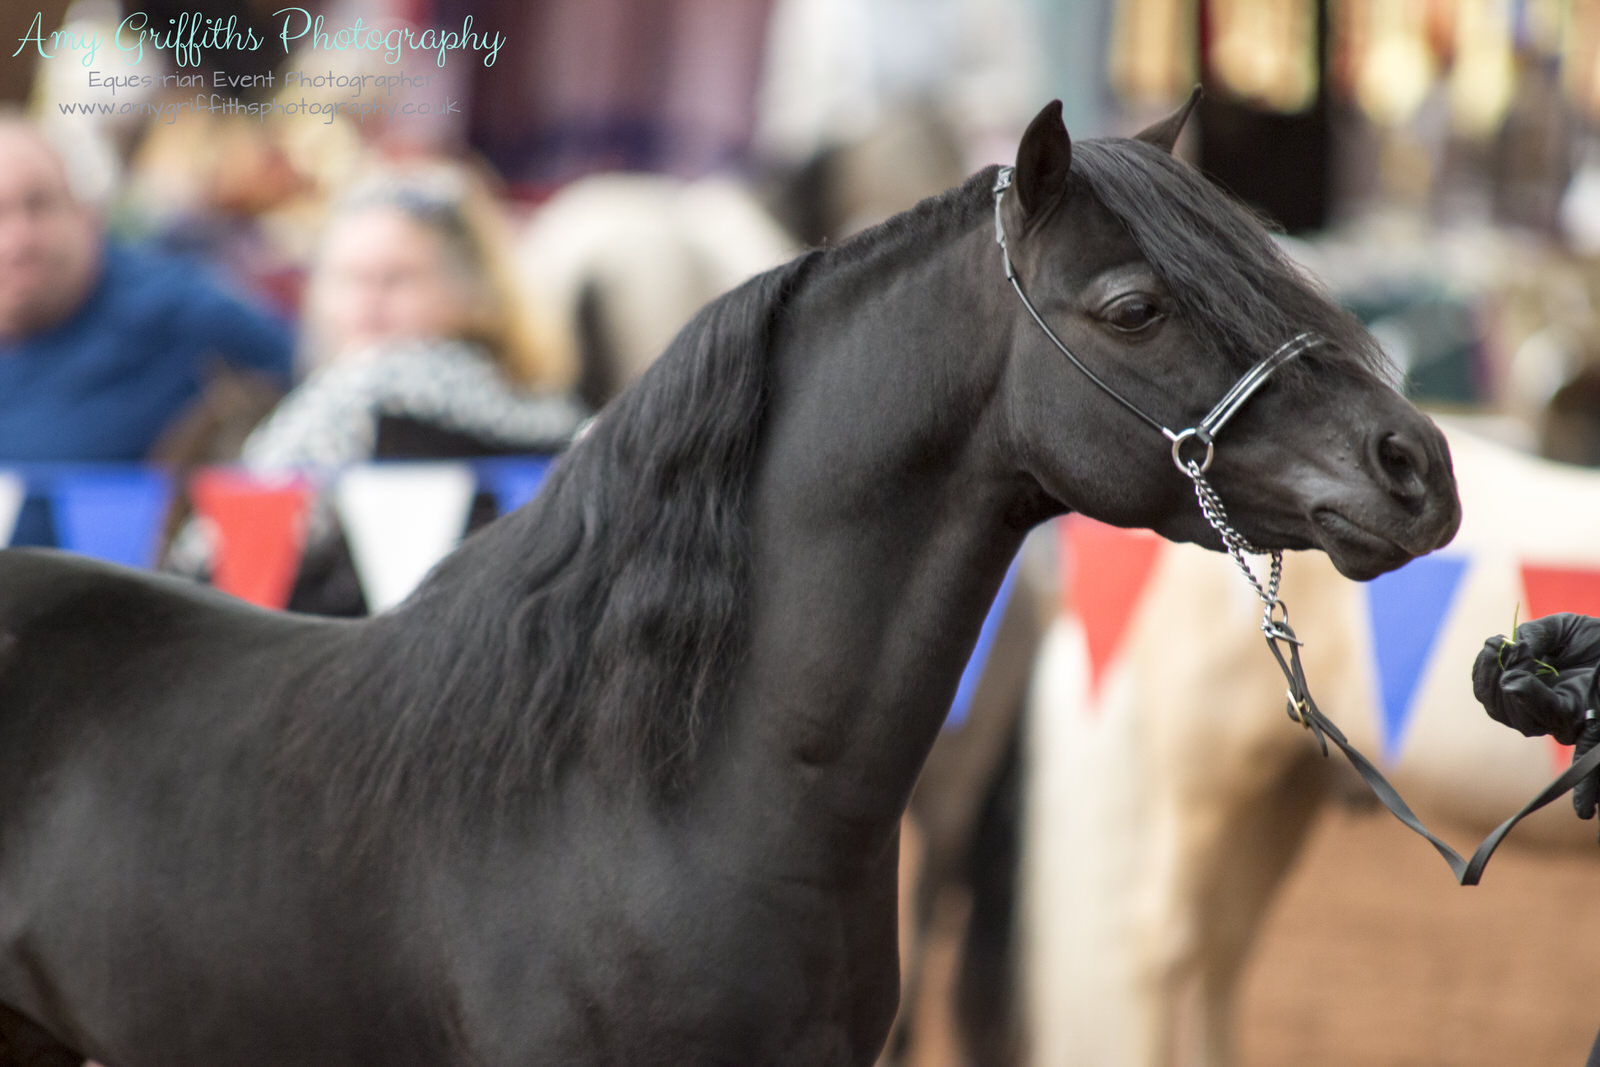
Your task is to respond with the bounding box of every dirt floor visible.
[898,806,1600,1067]
[1239,808,1600,1067]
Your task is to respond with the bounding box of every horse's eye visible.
[1101,296,1163,333]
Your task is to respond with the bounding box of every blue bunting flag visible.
[1365,554,1469,764]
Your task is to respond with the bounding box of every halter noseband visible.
[992,165,1321,475]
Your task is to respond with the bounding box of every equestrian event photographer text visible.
[14,8,507,68]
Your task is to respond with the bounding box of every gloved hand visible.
[1472,611,1600,827]
[1472,612,1600,745]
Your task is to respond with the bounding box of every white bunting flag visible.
[0,471,23,545]
[334,463,477,613]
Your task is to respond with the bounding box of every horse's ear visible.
[1014,100,1073,220]
[1133,86,1202,154]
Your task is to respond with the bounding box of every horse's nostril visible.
[1375,432,1428,497]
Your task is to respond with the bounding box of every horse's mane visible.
[279,250,822,831]
[1068,138,1394,390]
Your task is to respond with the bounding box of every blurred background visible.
[5,1,1600,1065]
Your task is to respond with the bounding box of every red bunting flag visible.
[1519,563,1600,770]
[189,469,311,610]
[1062,516,1163,702]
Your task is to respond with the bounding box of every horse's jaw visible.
[1228,472,1458,581]
[1303,508,1450,580]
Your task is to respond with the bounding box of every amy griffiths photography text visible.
[13,7,507,69]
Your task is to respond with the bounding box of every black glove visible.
[1472,612,1600,827]
[1472,612,1600,745]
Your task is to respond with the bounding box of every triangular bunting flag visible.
[1518,563,1600,770]
[51,467,171,568]
[0,471,23,545]
[947,558,1019,729]
[478,457,553,516]
[189,469,312,609]
[1062,516,1163,701]
[335,463,477,613]
[7,494,54,547]
[1518,563,1600,621]
[1365,554,1469,763]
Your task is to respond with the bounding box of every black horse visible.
[0,99,1458,1067]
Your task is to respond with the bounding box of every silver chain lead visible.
[1180,458,1289,638]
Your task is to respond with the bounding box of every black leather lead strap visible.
[1265,618,1600,885]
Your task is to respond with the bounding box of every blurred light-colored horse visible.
[1019,421,1600,1066]
[516,173,797,409]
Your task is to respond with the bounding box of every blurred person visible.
[136,114,320,317]
[171,164,585,615]
[244,163,580,466]
[0,113,294,465]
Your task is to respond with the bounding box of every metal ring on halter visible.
[1168,427,1215,474]
[1262,599,1302,644]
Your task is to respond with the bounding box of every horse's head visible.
[995,97,1459,580]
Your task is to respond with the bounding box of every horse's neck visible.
[710,225,1031,872]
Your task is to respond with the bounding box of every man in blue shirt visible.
[0,118,293,460]
[0,117,294,543]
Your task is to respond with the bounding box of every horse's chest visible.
[454,848,899,1067]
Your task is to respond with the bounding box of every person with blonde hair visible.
[248,163,582,471]
[173,163,585,615]
[296,164,572,386]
